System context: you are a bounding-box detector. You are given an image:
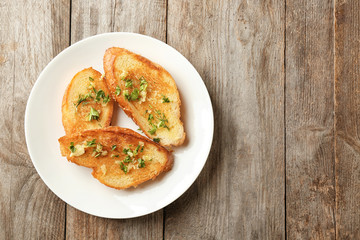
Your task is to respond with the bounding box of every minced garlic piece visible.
[70,144,85,157]
[139,91,147,104]
[100,164,107,176]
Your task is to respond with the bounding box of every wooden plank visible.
[0,0,69,239]
[165,1,285,239]
[285,1,335,239]
[335,0,360,238]
[67,1,166,239]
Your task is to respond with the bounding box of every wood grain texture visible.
[67,1,166,239]
[71,0,166,42]
[0,0,69,239]
[335,0,360,238]
[165,0,285,239]
[285,1,336,239]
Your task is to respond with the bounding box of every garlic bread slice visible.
[103,48,185,147]
[58,126,173,189]
[62,68,114,135]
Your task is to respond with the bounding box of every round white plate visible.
[25,32,213,219]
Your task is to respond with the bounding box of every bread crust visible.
[58,126,173,189]
[62,67,114,135]
[103,48,185,147]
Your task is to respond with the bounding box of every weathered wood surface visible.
[286,1,336,239]
[165,0,285,239]
[335,0,360,239]
[66,1,166,239]
[0,0,69,239]
[1,0,360,239]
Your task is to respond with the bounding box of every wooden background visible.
[1,0,359,239]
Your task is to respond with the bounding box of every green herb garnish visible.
[89,77,94,81]
[148,124,157,135]
[123,90,130,100]
[139,77,148,92]
[87,139,96,147]
[75,93,91,107]
[120,162,128,174]
[140,146,144,152]
[125,79,133,88]
[111,154,119,158]
[95,143,103,152]
[157,113,169,130]
[130,88,139,100]
[111,145,117,151]
[115,85,121,96]
[153,138,160,143]
[103,95,110,104]
[70,142,76,153]
[148,114,153,121]
[87,107,100,121]
[124,155,132,163]
[94,152,101,158]
[134,145,141,155]
[162,95,170,103]
[123,148,130,154]
[95,89,105,102]
[138,159,145,168]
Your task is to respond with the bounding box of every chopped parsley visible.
[125,79,133,88]
[156,112,170,130]
[89,77,94,81]
[111,145,117,151]
[111,154,119,158]
[93,88,110,104]
[95,143,103,153]
[134,145,141,155]
[69,142,76,153]
[94,89,105,102]
[153,138,160,143]
[148,124,157,135]
[123,88,140,101]
[115,85,121,96]
[140,146,144,152]
[162,95,170,103]
[124,155,132,163]
[87,107,100,121]
[130,88,139,100]
[120,162,128,173]
[87,139,96,147]
[139,77,148,92]
[123,90,130,100]
[146,109,169,134]
[138,159,145,168]
[75,93,92,107]
[123,148,130,154]
[103,95,110,104]
[75,87,109,107]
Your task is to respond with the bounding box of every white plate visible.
[25,32,213,219]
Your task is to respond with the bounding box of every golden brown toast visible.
[58,126,173,189]
[103,47,185,147]
[62,67,114,135]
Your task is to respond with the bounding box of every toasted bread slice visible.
[58,126,173,189]
[103,47,185,147]
[62,67,114,135]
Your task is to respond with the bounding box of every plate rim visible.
[24,32,214,219]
